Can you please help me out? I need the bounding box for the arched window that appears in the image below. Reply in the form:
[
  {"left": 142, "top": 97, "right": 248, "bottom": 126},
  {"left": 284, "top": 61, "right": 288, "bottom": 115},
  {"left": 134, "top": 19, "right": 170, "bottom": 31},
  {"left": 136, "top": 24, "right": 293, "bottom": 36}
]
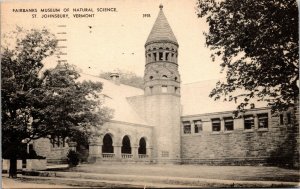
[
  {"left": 149, "top": 76, "right": 153, "bottom": 80},
  {"left": 121, "top": 135, "right": 131, "bottom": 154},
  {"left": 153, "top": 52, "right": 157, "bottom": 61},
  {"left": 171, "top": 53, "right": 174, "bottom": 62},
  {"left": 102, "top": 134, "right": 113, "bottom": 153},
  {"left": 166, "top": 52, "right": 169, "bottom": 61},
  {"left": 175, "top": 87, "right": 178, "bottom": 93},
  {"left": 162, "top": 75, "right": 168, "bottom": 78},
  {"left": 138, "top": 138, "right": 146, "bottom": 154},
  {"left": 159, "top": 52, "right": 163, "bottom": 60}
]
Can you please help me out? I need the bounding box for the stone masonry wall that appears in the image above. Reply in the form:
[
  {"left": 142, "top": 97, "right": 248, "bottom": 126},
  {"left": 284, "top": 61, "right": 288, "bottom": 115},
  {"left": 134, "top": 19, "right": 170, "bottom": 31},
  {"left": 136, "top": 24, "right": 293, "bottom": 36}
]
[
  {"left": 181, "top": 108, "right": 299, "bottom": 166},
  {"left": 33, "top": 138, "right": 69, "bottom": 163},
  {"left": 96, "top": 121, "right": 153, "bottom": 148},
  {"left": 88, "top": 120, "right": 154, "bottom": 163},
  {"left": 144, "top": 94, "right": 181, "bottom": 163}
]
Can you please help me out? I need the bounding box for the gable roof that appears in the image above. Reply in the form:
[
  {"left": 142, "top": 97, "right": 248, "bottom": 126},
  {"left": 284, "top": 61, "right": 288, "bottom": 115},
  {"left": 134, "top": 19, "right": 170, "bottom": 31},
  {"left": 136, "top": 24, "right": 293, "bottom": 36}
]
[
  {"left": 181, "top": 80, "right": 269, "bottom": 116},
  {"left": 78, "top": 73, "right": 269, "bottom": 123},
  {"left": 145, "top": 5, "right": 178, "bottom": 45},
  {"left": 77, "top": 73, "right": 148, "bottom": 125}
]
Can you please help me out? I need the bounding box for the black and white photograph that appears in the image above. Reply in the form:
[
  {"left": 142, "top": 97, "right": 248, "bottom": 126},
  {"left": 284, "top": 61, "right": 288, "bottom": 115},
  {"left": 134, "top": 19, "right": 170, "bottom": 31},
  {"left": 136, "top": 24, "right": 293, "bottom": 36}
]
[{"left": 1, "top": 0, "right": 299, "bottom": 188}]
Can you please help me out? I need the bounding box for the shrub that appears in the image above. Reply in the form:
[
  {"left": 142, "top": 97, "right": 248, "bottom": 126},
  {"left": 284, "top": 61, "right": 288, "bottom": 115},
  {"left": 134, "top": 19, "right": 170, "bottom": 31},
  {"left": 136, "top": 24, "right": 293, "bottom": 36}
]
[
  {"left": 27, "top": 149, "right": 46, "bottom": 159},
  {"left": 67, "top": 150, "right": 80, "bottom": 167}
]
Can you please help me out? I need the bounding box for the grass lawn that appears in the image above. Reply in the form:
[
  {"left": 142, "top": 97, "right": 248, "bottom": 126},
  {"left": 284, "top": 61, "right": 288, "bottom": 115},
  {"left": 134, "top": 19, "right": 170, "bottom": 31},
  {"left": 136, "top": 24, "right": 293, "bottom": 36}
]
[
  {"left": 68, "top": 164, "right": 300, "bottom": 182},
  {"left": 2, "top": 175, "right": 74, "bottom": 188}
]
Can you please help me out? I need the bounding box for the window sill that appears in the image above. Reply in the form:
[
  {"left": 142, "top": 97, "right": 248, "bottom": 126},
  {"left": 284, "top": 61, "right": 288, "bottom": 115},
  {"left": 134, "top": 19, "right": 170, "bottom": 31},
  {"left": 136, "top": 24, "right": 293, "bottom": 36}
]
[
  {"left": 193, "top": 133, "right": 202, "bottom": 136},
  {"left": 182, "top": 133, "right": 202, "bottom": 136},
  {"left": 243, "top": 129, "right": 254, "bottom": 133},
  {"left": 224, "top": 131, "right": 233, "bottom": 134},
  {"left": 211, "top": 132, "right": 220, "bottom": 135},
  {"left": 257, "top": 128, "right": 268, "bottom": 132},
  {"left": 51, "top": 147, "right": 68, "bottom": 151}
]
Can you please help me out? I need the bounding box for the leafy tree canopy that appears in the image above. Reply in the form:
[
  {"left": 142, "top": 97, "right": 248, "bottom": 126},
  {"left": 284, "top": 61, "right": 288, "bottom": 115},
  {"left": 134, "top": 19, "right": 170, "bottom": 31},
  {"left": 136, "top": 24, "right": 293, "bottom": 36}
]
[
  {"left": 197, "top": 0, "right": 299, "bottom": 111},
  {"left": 99, "top": 69, "right": 144, "bottom": 89},
  {"left": 1, "top": 27, "right": 112, "bottom": 158}
]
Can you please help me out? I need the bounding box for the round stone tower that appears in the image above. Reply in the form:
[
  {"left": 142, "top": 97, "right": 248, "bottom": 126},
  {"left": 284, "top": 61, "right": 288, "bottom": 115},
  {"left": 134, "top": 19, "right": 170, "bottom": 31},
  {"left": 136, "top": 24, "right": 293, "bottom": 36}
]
[{"left": 144, "top": 5, "right": 181, "bottom": 163}]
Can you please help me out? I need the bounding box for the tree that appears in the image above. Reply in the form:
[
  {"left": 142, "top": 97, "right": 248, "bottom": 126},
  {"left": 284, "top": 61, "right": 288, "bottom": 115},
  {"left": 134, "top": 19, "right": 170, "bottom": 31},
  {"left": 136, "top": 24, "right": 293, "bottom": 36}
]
[
  {"left": 1, "top": 27, "right": 112, "bottom": 177},
  {"left": 99, "top": 69, "right": 144, "bottom": 89},
  {"left": 196, "top": 0, "right": 298, "bottom": 111}
]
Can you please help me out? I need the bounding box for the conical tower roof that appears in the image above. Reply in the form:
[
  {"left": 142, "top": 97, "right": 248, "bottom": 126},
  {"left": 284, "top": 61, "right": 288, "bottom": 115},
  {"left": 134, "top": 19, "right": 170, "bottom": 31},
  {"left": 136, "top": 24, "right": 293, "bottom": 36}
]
[{"left": 145, "top": 5, "right": 178, "bottom": 46}]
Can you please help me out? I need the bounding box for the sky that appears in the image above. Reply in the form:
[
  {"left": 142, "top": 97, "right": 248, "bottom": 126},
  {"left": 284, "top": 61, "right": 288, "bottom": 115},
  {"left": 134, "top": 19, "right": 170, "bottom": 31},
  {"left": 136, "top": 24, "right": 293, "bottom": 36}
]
[{"left": 1, "top": 0, "right": 225, "bottom": 84}]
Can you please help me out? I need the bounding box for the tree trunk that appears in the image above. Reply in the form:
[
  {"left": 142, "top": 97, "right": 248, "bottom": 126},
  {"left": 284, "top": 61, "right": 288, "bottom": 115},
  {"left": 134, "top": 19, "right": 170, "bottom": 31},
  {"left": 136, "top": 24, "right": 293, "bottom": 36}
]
[
  {"left": 6, "top": 142, "right": 20, "bottom": 178},
  {"left": 9, "top": 158, "right": 17, "bottom": 178}
]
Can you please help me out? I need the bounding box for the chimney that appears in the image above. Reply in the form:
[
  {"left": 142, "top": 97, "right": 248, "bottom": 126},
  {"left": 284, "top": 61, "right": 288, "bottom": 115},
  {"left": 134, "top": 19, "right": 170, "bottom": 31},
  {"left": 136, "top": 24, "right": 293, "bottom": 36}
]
[{"left": 110, "top": 72, "right": 120, "bottom": 85}]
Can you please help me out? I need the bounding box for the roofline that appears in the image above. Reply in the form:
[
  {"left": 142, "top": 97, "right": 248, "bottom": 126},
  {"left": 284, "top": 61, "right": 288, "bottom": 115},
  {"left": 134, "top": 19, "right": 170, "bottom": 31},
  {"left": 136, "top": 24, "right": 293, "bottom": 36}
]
[
  {"left": 145, "top": 61, "right": 178, "bottom": 67},
  {"left": 181, "top": 107, "right": 271, "bottom": 118},
  {"left": 80, "top": 72, "right": 143, "bottom": 91},
  {"left": 108, "top": 120, "right": 153, "bottom": 128},
  {"left": 145, "top": 40, "right": 179, "bottom": 47}
]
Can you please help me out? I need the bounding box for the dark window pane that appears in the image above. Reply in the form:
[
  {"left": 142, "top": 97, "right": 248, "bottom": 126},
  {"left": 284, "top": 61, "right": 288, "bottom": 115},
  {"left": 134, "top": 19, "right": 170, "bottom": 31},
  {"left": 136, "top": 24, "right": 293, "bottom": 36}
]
[
  {"left": 159, "top": 52, "right": 163, "bottom": 60},
  {"left": 194, "top": 120, "right": 202, "bottom": 133},
  {"left": 244, "top": 115, "right": 254, "bottom": 130},
  {"left": 258, "top": 113, "right": 268, "bottom": 129},
  {"left": 224, "top": 117, "right": 234, "bottom": 131},
  {"left": 287, "top": 112, "right": 292, "bottom": 124},
  {"left": 280, "top": 114, "right": 284, "bottom": 125},
  {"left": 183, "top": 121, "right": 191, "bottom": 134},
  {"left": 212, "top": 119, "right": 220, "bottom": 132}
]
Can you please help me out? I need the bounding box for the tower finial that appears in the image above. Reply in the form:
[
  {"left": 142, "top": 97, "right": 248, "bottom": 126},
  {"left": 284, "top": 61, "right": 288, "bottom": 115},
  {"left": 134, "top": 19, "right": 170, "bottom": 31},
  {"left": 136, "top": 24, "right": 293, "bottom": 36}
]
[{"left": 159, "top": 4, "right": 163, "bottom": 10}]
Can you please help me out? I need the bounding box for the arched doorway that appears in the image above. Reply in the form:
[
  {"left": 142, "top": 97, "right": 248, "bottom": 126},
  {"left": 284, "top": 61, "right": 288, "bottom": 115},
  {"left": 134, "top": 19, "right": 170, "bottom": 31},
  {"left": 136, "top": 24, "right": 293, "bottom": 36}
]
[
  {"left": 138, "top": 137, "right": 146, "bottom": 154},
  {"left": 121, "top": 135, "right": 131, "bottom": 154},
  {"left": 102, "top": 134, "right": 113, "bottom": 153}
]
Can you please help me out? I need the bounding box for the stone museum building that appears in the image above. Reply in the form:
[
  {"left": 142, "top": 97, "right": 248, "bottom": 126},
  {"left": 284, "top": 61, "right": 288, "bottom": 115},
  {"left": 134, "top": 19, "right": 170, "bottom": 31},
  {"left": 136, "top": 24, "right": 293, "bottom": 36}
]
[{"left": 33, "top": 5, "right": 299, "bottom": 166}]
